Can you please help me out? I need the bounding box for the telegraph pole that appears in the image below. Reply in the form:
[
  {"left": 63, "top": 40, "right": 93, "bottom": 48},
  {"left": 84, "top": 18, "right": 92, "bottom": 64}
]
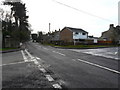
[
  {"left": 49, "top": 23, "right": 51, "bottom": 33},
  {"left": 118, "top": 1, "right": 120, "bottom": 25}
]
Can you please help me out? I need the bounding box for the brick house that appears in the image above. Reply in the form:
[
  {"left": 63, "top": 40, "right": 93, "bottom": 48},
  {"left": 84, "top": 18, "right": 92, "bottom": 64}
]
[
  {"left": 101, "top": 24, "right": 120, "bottom": 44},
  {"left": 60, "top": 27, "right": 88, "bottom": 43}
]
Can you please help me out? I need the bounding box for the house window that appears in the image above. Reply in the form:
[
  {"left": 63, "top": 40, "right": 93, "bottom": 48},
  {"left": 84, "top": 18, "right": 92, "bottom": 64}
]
[
  {"left": 75, "top": 39, "right": 78, "bottom": 41},
  {"left": 75, "top": 32, "right": 78, "bottom": 34},
  {"left": 82, "top": 33, "right": 86, "bottom": 35}
]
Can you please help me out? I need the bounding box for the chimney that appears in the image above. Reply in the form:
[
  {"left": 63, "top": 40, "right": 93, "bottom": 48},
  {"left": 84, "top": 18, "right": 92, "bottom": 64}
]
[
  {"left": 59, "top": 28, "right": 60, "bottom": 31},
  {"left": 109, "top": 24, "right": 114, "bottom": 29}
]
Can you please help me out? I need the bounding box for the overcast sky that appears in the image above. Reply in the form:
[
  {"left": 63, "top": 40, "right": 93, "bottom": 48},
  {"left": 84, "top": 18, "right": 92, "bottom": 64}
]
[{"left": 0, "top": 0, "right": 120, "bottom": 37}]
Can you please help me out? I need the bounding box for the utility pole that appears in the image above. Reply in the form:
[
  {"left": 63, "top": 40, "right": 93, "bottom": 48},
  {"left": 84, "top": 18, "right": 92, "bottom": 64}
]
[
  {"left": 118, "top": 1, "right": 120, "bottom": 25},
  {"left": 49, "top": 23, "right": 51, "bottom": 33}
]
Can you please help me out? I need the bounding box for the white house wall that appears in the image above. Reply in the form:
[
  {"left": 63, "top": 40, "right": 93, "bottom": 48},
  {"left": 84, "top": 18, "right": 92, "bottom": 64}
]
[{"left": 73, "top": 32, "right": 87, "bottom": 39}]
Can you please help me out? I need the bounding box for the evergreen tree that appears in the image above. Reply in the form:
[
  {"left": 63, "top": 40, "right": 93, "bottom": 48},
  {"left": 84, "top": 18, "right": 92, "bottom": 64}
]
[{"left": 3, "top": 1, "right": 31, "bottom": 43}]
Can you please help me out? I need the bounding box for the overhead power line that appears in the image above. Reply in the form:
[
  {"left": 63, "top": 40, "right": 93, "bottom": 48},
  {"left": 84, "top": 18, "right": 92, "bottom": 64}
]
[{"left": 52, "top": 0, "right": 117, "bottom": 23}]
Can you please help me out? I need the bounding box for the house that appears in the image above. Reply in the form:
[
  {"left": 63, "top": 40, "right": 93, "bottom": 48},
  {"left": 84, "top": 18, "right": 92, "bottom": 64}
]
[
  {"left": 51, "top": 30, "right": 60, "bottom": 41},
  {"left": 60, "top": 27, "right": 88, "bottom": 44},
  {"left": 40, "top": 30, "right": 61, "bottom": 45},
  {"left": 101, "top": 24, "right": 120, "bottom": 44},
  {"left": 88, "top": 36, "right": 99, "bottom": 44}
]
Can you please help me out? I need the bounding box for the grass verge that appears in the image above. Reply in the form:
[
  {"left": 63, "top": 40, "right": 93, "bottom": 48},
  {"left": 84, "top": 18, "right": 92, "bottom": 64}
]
[
  {"left": 0, "top": 48, "right": 18, "bottom": 51},
  {"left": 42, "top": 43, "right": 120, "bottom": 49}
]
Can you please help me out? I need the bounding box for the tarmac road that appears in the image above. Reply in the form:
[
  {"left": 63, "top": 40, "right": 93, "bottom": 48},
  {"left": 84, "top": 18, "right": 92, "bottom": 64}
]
[
  {"left": 2, "top": 50, "right": 53, "bottom": 88},
  {"left": 26, "top": 42, "right": 120, "bottom": 88}
]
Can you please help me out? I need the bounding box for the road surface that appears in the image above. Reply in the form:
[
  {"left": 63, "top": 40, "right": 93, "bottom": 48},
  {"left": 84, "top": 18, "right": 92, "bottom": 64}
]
[
  {"left": 2, "top": 50, "right": 53, "bottom": 88},
  {"left": 25, "top": 42, "right": 120, "bottom": 88}
]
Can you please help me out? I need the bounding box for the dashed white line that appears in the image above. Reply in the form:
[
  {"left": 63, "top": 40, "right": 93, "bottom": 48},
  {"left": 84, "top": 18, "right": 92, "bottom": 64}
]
[
  {"left": 38, "top": 64, "right": 42, "bottom": 68},
  {"left": 35, "top": 57, "right": 41, "bottom": 60},
  {"left": 43, "top": 48, "right": 49, "bottom": 50},
  {"left": 53, "top": 84, "right": 62, "bottom": 89},
  {"left": 23, "top": 49, "right": 62, "bottom": 89},
  {"left": 38, "top": 67, "right": 46, "bottom": 73},
  {"left": 34, "top": 60, "right": 39, "bottom": 65},
  {"left": 115, "top": 52, "right": 118, "bottom": 55},
  {"left": 45, "top": 75, "right": 54, "bottom": 82},
  {"left": 52, "top": 51, "right": 66, "bottom": 56},
  {"left": 77, "top": 59, "right": 120, "bottom": 74},
  {"left": 72, "top": 59, "right": 76, "bottom": 61}
]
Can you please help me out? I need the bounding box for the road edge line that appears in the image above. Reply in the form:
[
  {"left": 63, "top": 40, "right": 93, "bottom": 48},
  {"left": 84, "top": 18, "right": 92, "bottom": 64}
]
[{"left": 78, "top": 59, "right": 120, "bottom": 74}]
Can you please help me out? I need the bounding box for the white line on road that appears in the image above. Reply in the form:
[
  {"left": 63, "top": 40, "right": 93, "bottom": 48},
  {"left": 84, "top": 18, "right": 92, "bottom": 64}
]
[
  {"left": 52, "top": 84, "right": 62, "bottom": 89},
  {"left": 115, "top": 52, "right": 118, "bottom": 55},
  {"left": 34, "top": 60, "right": 39, "bottom": 65},
  {"left": 84, "top": 52, "right": 119, "bottom": 60},
  {"left": 38, "top": 65, "right": 42, "bottom": 67},
  {"left": 72, "top": 59, "right": 76, "bottom": 61},
  {"left": 35, "top": 57, "right": 41, "bottom": 60},
  {"left": 70, "top": 49, "right": 119, "bottom": 60},
  {"left": 25, "top": 49, "right": 34, "bottom": 59},
  {"left": 24, "top": 49, "right": 40, "bottom": 65},
  {"left": 38, "top": 67, "right": 46, "bottom": 73},
  {"left": 45, "top": 75, "right": 54, "bottom": 82},
  {"left": 52, "top": 51, "right": 66, "bottom": 56},
  {"left": 77, "top": 59, "right": 120, "bottom": 74},
  {"left": 43, "top": 48, "right": 49, "bottom": 50},
  {"left": 0, "top": 61, "right": 33, "bottom": 66},
  {"left": 22, "top": 49, "right": 63, "bottom": 89},
  {"left": 21, "top": 50, "right": 28, "bottom": 62}
]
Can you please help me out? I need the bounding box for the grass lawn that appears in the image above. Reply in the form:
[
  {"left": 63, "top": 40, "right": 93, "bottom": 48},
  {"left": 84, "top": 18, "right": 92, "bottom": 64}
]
[{"left": 0, "top": 48, "right": 18, "bottom": 51}]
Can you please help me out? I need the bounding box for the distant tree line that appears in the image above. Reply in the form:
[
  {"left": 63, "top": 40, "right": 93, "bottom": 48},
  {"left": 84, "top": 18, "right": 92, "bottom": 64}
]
[{"left": 2, "top": 1, "right": 31, "bottom": 48}]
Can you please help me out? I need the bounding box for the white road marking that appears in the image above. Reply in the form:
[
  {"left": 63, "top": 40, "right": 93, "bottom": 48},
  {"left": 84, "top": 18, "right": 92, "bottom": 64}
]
[
  {"left": 34, "top": 60, "right": 39, "bottom": 65},
  {"left": 23, "top": 49, "right": 63, "bottom": 88},
  {"left": 52, "top": 51, "right": 66, "bottom": 56},
  {"left": 52, "top": 84, "right": 62, "bottom": 89},
  {"left": 70, "top": 49, "right": 119, "bottom": 60},
  {"left": 35, "top": 57, "right": 41, "bottom": 60},
  {"left": 25, "top": 49, "right": 34, "bottom": 60},
  {"left": 24, "top": 49, "right": 40, "bottom": 66},
  {"left": 80, "top": 51, "right": 119, "bottom": 60},
  {"left": 38, "top": 65, "right": 42, "bottom": 67},
  {"left": 115, "top": 52, "right": 118, "bottom": 55},
  {"left": 45, "top": 75, "right": 54, "bottom": 82},
  {"left": 43, "top": 48, "right": 49, "bottom": 50},
  {"left": 72, "top": 59, "right": 76, "bottom": 61},
  {"left": 0, "top": 61, "right": 33, "bottom": 66},
  {"left": 38, "top": 67, "right": 46, "bottom": 73},
  {"left": 77, "top": 59, "right": 120, "bottom": 74},
  {"left": 21, "top": 50, "right": 28, "bottom": 62}
]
